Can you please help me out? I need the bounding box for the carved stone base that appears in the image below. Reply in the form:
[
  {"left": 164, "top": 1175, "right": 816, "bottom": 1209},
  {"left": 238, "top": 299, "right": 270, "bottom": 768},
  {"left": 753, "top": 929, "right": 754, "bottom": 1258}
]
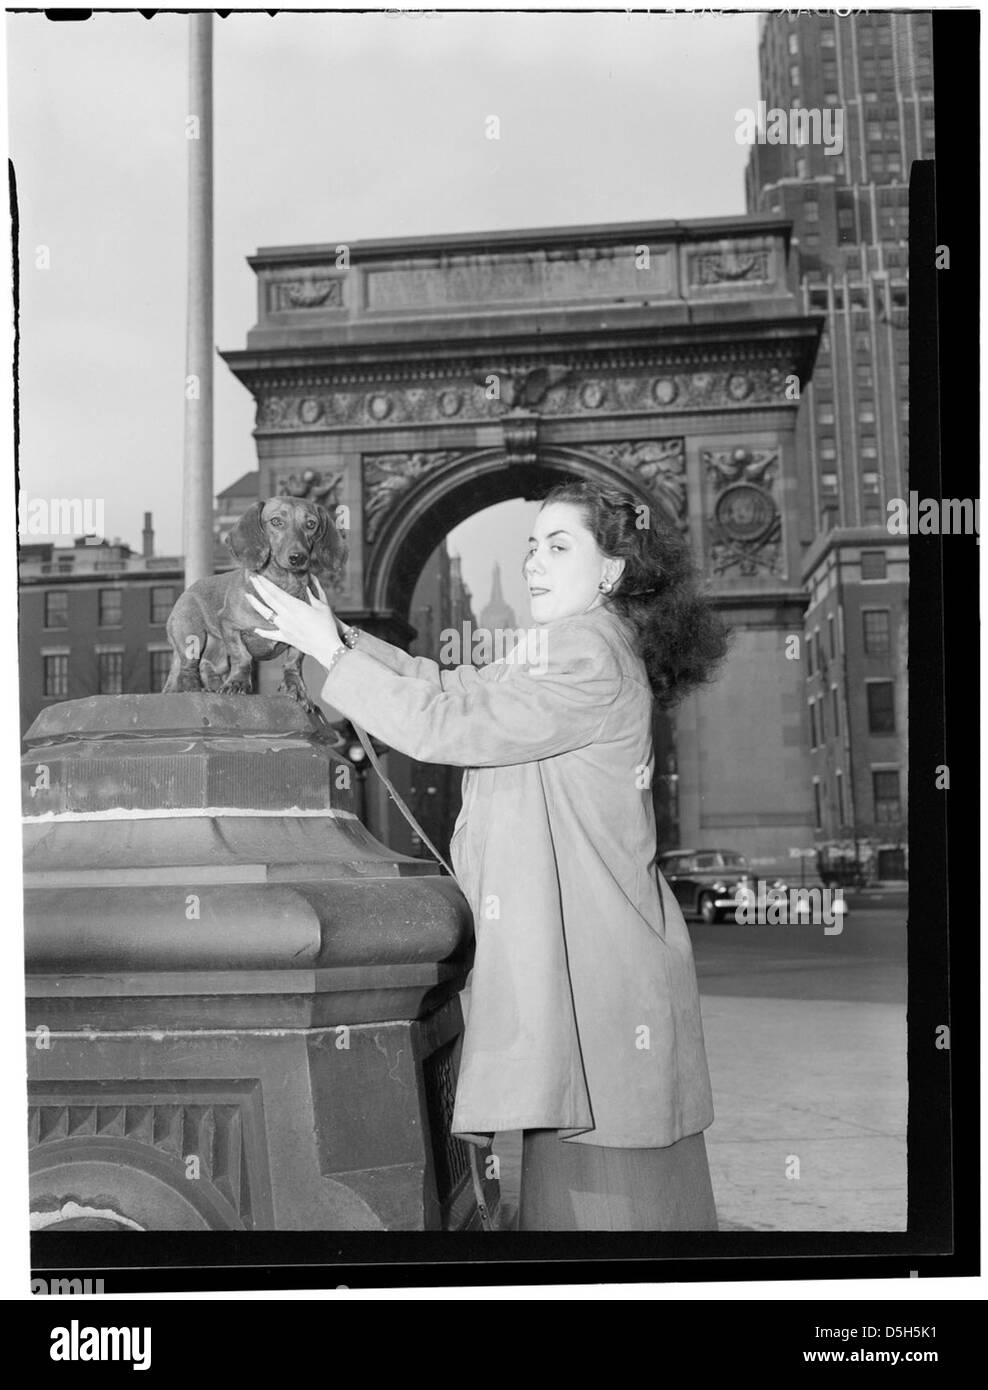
[{"left": 24, "top": 695, "right": 492, "bottom": 1231}]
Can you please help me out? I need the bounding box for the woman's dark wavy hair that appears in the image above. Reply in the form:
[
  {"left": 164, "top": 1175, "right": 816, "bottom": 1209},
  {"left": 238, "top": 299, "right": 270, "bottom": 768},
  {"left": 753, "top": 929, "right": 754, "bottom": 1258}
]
[{"left": 540, "top": 478, "right": 731, "bottom": 708}]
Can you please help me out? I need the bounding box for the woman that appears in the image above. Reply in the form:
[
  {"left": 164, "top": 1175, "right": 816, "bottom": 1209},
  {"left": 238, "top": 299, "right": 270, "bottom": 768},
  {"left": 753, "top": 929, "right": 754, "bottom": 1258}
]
[{"left": 249, "top": 478, "right": 730, "bottom": 1231}]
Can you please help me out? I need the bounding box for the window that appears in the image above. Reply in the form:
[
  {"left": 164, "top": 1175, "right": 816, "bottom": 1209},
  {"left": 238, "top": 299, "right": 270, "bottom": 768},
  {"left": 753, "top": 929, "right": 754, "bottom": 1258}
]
[
  {"left": 857, "top": 364, "right": 874, "bottom": 388},
  {"left": 835, "top": 769, "right": 844, "bottom": 823},
  {"left": 871, "top": 154, "right": 885, "bottom": 176},
  {"left": 818, "top": 691, "right": 827, "bottom": 741},
  {"left": 813, "top": 779, "right": 822, "bottom": 829},
  {"left": 99, "top": 589, "right": 122, "bottom": 627},
  {"left": 150, "top": 586, "right": 174, "bottom": 626},
  {"left": 821, "top": 29, "right": 835, "bottom": 48},
  {"left": 859, "top": 400, "right": 875, "bottom": 423},
  {"left": 804, "top": 201, "right": 820, "bottom": 223},
  {"left": 873, "top": 769, "right": 901, "bottom": 823},
  {"left": 788, "top": 33, "right": 799, "bottom": 55},
  {"left": 855, "top": 330, "right": 871, "bottom": 353},
  {"left": 694, "top": 852, "right": 722, "bottom": 871},
  {"left": 822, "top": 505, "right": 839, "bottom": 532},
  {"left": 43, "top": 654, "right": 69, "bottom": 698},
  {"left": 863, "top": 609, "right": 891, "bottom": 654},
  {"left": 150, "top": 649, "right": 172, "bottom": 691},
  {"left": 887, "top": 154, "right": 902, "bottom": 176},
  {"left": 790, "top": 64, "right": 800, "bottom": 88},
  {"left": 867, "top": 680, "right": 895, "bottom": 733},
  {"left": 864, "top": 91, "right": 878, "bottom": 103},
  {"left": 795, "top": 156, "right": 807, "bottom": 179},
  {"left": 861, "top": 550, "right": 886, "bottom": 581},
  {"left": 821, "top": 471, "right": 839, "bottom": 495},
  {"left": 818, "top": 403, "right": 835, "bottom": 426},
  {"left": 809, "top": 700, "right": 817, "bottom": 747},
  {"left": 45, "top": 591, "right": 68, "bottom": 628},
  {"left": 867, "top": 120, "right": 882, "bottom": 141},
  {"left": 828, "top": 614, "right": 836, "bottom": 658},
  {"left": 832, "top": 686, "right": 840, "bottom": 740},
  {"left": 862, "top": 470, "right": 880, "bottom": 493},
  {"left": 98, "top": 651, "right": 124, "bottom": 695},
  {"left": 803, "top": 232, "right": 820, "bottom": 249},
  {"left": 838, "top": 207, "right": 855, "bottom": 232}
]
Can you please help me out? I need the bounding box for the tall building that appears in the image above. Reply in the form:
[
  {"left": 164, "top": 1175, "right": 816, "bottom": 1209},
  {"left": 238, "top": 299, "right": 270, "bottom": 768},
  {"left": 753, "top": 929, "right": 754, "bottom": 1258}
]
[
  {"left": 744, "top": 10, "right": 928, "bottom": 882},
  {"left": 478, "top": 563, "right": 516, "bottom": 635}
]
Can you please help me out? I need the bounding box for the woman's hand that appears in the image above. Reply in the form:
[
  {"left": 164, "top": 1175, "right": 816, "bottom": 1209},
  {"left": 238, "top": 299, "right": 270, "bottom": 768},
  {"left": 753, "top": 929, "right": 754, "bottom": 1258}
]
[{"left": 247, "top": 572, "right": 343, "bottom": 667}]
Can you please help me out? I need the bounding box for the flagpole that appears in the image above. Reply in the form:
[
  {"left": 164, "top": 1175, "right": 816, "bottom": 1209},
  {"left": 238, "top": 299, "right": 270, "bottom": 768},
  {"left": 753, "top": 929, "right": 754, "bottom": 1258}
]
[{"left": 182, "top": 11, "right": 214, "bottom": 587}]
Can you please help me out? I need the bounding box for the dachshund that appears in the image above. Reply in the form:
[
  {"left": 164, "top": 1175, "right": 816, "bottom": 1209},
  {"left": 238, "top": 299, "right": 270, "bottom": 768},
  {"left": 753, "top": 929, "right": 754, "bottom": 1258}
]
[{"left": 163, "top": 497, "right": 348, "bottom": 711}]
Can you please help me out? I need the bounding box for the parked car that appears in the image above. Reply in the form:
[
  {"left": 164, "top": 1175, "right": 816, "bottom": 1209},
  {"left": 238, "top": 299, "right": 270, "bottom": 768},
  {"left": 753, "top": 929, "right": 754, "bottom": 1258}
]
[
  {"left": 657, "top": 848, "right": 759, "bottom": 924},
  {"left": 657, "top": 848, "right": 849, "bottom": 925}
]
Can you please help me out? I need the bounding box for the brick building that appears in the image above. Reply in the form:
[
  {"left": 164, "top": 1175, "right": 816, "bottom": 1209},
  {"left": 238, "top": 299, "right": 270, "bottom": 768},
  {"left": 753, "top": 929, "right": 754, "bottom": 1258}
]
[{"left": 18, "top": 519, "right": 182, "bottom": 736}]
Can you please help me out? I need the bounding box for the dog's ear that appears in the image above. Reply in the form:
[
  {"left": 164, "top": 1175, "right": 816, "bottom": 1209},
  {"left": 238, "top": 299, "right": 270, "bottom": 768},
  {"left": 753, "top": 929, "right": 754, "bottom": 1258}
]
[
  {"left": 227, "top": 501, "right": 270, "bottom": 570},
  {"left": 310, "top": 504, "right": 348, "bottom": 590}
]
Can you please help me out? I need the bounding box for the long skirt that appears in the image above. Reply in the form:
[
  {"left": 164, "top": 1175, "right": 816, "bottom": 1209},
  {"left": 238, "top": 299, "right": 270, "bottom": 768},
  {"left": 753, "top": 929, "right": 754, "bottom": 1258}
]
[{"left": 517, "top": 1128, "right": 718, "bottom": 1231}]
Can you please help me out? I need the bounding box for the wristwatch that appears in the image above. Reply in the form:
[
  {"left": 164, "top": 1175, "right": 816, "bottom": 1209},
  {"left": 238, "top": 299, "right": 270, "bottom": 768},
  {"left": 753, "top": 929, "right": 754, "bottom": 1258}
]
[{"left": 340, "top": 622, "right": 361, "bottom": 650}]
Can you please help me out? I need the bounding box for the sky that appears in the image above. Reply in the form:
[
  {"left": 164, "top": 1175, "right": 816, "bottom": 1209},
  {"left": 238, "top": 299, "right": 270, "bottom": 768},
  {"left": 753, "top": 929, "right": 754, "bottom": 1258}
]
[{"left": 6, "top": 8, "right": 760, "bottom": 624}]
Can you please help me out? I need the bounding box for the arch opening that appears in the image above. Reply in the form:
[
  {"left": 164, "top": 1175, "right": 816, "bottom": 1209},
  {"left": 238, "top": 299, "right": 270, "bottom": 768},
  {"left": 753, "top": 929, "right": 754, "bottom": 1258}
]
[{"left": 366, "top": 447, "right": 661, "bottom": 621}]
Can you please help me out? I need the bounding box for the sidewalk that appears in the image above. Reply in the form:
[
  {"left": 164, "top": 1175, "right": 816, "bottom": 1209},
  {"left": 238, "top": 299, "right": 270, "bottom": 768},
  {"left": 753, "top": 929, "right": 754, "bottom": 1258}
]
[
  {"left": 487, "top": 993, "right": 906, "bottom": 1232},
  {"left": 698, "top": 993, "right": 906, "bottom": 1230}
]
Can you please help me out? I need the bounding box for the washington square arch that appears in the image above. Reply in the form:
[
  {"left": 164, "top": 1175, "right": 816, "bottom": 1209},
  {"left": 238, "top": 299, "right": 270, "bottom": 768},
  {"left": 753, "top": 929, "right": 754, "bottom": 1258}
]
[{"left": 221, "top": 213, "right": 822, "bottom": 873}]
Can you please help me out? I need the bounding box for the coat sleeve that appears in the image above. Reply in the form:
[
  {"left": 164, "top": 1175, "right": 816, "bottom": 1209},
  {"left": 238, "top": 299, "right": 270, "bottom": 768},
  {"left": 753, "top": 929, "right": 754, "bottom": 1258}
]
[
  {"left": 319, "top": 622, "right": 623, "bottom": 767},
  {"left": 345, "top": 629, "right": 489, "bottom": 693}
]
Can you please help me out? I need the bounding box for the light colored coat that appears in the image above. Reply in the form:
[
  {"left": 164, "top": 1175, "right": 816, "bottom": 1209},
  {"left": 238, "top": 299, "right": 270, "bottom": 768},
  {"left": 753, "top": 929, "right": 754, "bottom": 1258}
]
[{"left": 321, "top": 604, "right": 715, "bottom": 1149}]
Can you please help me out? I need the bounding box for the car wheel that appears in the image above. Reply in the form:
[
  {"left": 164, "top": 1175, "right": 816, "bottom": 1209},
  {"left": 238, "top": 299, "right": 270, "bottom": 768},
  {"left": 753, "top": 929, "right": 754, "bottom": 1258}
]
[{"left": 699, "top": 892, "right": 719, "bottom": 925}]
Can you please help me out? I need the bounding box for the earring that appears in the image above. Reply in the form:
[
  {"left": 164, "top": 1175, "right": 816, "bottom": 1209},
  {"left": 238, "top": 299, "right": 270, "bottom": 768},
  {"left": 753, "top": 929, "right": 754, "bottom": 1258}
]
[{"left": 598, "top": 580, "right": 612, "bottom": 593}]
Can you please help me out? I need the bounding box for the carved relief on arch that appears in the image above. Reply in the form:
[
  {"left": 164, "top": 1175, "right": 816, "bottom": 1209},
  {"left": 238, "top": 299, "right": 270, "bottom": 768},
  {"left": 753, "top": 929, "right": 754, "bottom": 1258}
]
[
  {"left": 579, "top": 439, "right": 688, "bottom": 533},
  {"left": 702, "top": 445, "right": 783, "bottom": 578},
  {"left": 252, "top": 361, "right": 794, "bottom": 434},
  {"left": 363, "top": 451, "right": 458, "bottom": 546}
]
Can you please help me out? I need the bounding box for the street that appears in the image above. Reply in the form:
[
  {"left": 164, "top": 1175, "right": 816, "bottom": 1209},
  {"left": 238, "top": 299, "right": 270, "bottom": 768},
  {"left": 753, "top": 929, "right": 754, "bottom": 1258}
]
[{"left": 491, "top": 905, "right": 907, "bottom": 1232}]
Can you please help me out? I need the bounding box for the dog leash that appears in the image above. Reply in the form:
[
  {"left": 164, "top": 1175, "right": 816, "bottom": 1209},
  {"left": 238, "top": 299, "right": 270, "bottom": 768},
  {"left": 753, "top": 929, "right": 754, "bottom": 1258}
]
[
  {"left": 339, "top": 716, "right": 495, "bottom": 1232},
  {"left": 349, "top": 720, "right": 456, "bottom": 879}
]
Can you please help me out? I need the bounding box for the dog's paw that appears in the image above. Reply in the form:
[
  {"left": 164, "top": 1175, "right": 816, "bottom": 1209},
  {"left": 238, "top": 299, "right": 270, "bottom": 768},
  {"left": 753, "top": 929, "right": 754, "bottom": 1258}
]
[
  {"left": 218, "top": 678, "right": 253, "bottom": 696},
  {"left": 169, "top": 671, "right": 205, "bottom": 694}
]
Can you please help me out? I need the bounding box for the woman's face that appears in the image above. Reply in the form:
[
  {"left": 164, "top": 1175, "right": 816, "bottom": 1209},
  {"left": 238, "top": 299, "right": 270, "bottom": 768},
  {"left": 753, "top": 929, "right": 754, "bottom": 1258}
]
[{"left": 523, "top": 501, "right": 624, "bottom": 625}]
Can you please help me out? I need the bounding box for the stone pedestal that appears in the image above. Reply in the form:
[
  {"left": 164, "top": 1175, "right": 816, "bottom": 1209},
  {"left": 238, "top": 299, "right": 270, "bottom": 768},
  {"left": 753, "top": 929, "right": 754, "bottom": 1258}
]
[{"left": 23, "top": 694, "right": 492, "bottom": 1231}]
